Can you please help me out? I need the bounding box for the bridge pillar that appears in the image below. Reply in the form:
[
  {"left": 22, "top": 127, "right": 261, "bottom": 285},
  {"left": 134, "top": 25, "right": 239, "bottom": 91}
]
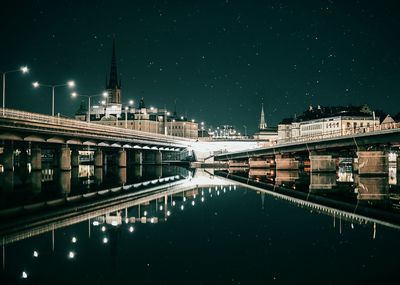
[
  {"left": 30, "top": 171, "right": 42, "bottom": 194},
  {"left": 71, "top": 149, "right": 79, "bottom": 167},
  {"left": 155, "top": 151, "right": 162, "bottom": 165},
  {"left": 134, "top": 150, "right": 143, "bottom": 165},
  {"left": 59, "top": 145, "right": 71, "bottom": 171},
  {"left": 19, "top": 148, "right": 28, "bottom": 167},
  {"left": 59, "top": 171, "right": 71, "bottom": 196},
  {"left": 357, "top": 151, "right": 388, "bottom": 175},
  {"left": 2, "top": 146, "right": 14, "bottom": 171},
  {"left": 275, "top": 154, "right": 299, "bottom": 170},
  {"left": 118, "top": 168, "right": 127, "bottom": 185},
  {"left": 310, "top": 155, "right": 336, "bottom": 172},
  {"left": 94, "top": 150, "right": 103, "bottom": 167},
  {"left": 94, "top": 167, "right": 103, "bottom": 185},
  {"left": 31, "top": 147, "right": 42, "bottom": 171},
  {"left": 117, "top": 149, "right": 127, "bottom": 168}
]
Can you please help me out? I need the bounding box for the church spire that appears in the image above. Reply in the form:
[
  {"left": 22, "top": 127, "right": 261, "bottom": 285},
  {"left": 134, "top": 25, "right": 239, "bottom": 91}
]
[
  {"left": 259, "top": 102, "right": 267, "bottom": 130},
  {"left": 108, "top": 38, "right": 119, "bottom": 89}
]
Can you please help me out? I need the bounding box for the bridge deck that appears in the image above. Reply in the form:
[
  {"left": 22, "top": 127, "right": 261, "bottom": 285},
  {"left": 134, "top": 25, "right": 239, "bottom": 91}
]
[
  {"left": 215, "top": 127, "right": 400, "bottom": 160},
  {"left": 0, "top": 108, "right": 191, "bottom": 149}
]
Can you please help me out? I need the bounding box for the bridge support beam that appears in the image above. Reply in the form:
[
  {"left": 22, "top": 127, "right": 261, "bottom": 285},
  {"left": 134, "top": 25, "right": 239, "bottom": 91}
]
[
  {"left": 31, "top": 147, "right": 42, "bottom": 171},
  {"left": 71, "top": 149, "right": 79, "bottom": 167},
  {"left": 94, "top": 150, "right": 103, "bottom": 167},
  {"left": 117, "top": 149, "right": 127, "bottom": 168},
  {"left": 357, "top": 151, "right": 388, "bottom": 175},
  {"left": 2, "top": 146, "right": 14, "bottom": 171},
  {"left": 155, "top": 151, "right": 162, "bottom": 165},
  {"left": 275, "top": 155, "right": 299, "bottom": 170},
  {"left": 134, "top": 150, "right": 143, "bottom": 165},
  {"left": 59, "top": 145, "right": 71, "bottom": 171},
  {"left": 310, "top": 155, "right": 336, "bottom": 172}
]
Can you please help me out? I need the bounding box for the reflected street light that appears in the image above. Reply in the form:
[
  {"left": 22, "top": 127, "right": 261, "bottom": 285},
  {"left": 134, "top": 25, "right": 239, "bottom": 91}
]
[
  {"left": 33, "top": 80, "right": 75, "bottom": 116},
  {"left": 2, "top": 66, "right": 29, "bottom": 115},
  {"left": 71, "top": 91, "right": 108, "bottom": 123}
]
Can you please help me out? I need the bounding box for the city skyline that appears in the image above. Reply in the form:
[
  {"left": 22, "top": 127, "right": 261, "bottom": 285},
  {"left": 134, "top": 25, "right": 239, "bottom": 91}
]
[{"left": 1, "top": 0, "right": 400, "bottom": 134}]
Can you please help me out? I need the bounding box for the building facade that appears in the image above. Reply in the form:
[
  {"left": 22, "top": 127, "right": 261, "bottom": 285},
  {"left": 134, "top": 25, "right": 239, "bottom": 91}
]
[{"left": 277, "top": 105, "right": 380, "bottom": 144}]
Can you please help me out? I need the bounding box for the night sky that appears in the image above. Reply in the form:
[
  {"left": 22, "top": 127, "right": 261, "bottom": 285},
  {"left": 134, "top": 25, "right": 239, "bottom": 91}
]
[{"left": 1, "top": 0, "right": 400, "bottom": 134}]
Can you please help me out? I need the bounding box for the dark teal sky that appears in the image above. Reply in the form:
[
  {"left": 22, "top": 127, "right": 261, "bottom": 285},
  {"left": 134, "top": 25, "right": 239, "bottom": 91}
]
[{"left": 1, "top": 0, "right": 400, "bottom": 133}]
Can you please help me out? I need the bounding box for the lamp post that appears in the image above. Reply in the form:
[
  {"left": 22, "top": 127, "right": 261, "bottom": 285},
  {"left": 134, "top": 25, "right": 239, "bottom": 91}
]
[
  {"left": 2, "top": 66, "right": 29, "bottom": 115},
  {"left": 71, "top": 91, "right": 108, "bottom": 123},
  {"left": 201, "top": 122, "right": 204, "bottom": 137},
  {"left": 243, "top": 125, "right": 247, "bottom": 138},
  {"left": 124, "top": 99, "right": 134, "bottom": 129},
  {"left": 33, "top": 80, "right": 75, "bottom": 116}
]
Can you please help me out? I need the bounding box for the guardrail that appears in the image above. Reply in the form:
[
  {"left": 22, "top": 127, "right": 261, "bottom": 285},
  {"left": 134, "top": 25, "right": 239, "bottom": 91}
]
[
  {"left": 276, "top": 123, "right": 400, "bottom": 145},
  {"left": 0, "top": 108, "right": 193, "bottom": 145}
]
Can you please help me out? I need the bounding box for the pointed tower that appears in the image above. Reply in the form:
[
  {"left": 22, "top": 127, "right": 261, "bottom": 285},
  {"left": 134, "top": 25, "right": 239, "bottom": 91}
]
[
  {"left": 259, "top": 103, "right": 267, "bottom": 130},
  {"left": 106, "top": 39, "right": 122, "bottom": 104}
]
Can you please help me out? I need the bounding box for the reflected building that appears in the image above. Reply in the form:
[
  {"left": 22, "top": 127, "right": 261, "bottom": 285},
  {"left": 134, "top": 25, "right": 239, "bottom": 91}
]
[
  {"left": 309, "top": 173, "right": 337, "bottom": 190},
  {"left": 355, "top": 176, "right": 389, "bottom": 202}
]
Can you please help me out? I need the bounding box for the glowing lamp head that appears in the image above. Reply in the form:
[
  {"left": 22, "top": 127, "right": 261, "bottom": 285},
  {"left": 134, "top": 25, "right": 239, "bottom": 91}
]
[
  {"left": 71, "top": 92, "right": 78, "bottom": 97},
  {"left": 67, "top": 81, "right": 75, "bottom": 88},
  {"left": 101, "top": 100, "right": 106, "bottom": 105},
  {"left": 32, "top": 82, "right": 39, "bottom": 88},
  {"left": 102, "top": 92, "right": 108, "bottom": 98},
  {"left": 125, "top": 106, "right": 129, "bottom": 110},
  {"left": 20, "top": 66, "right": 29, "bottom": 73},
  {"left": 129, "top": 100, "right": 134, "bottom": 105},
  {"left": 191, "top": 119, "right": 195, "bottom": 122}
]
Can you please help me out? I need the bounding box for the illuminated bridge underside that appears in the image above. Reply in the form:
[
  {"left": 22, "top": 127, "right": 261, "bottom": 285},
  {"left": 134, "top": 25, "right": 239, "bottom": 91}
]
[
  {"left": 0, "top": 109, "right": 190, "bottom": 150},
  {"left": 215, "top": 128, "right": 400, "bottom": 161}
]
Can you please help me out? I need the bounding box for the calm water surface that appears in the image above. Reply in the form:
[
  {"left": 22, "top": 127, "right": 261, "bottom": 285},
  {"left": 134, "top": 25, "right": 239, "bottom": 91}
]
[{"left": 0, "top": 165, "right": 399, "bottom": 284}]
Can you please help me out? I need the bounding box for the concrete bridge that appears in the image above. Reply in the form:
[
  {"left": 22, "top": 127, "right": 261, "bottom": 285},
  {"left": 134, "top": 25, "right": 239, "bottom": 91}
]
[
  {"left": 215, "top": 127, "right": 400, "bottom": 175},
  {"left": 0, "top": 108, "right": 191, "bottom": 171}
]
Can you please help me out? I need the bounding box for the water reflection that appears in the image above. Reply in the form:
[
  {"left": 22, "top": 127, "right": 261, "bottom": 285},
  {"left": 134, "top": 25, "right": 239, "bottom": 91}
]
[
  {"left": 0, "top": 165, "right": 188, "bottom": 211},
  {"left": 0, "top": 167, "right": 399, "bottom": 284}
]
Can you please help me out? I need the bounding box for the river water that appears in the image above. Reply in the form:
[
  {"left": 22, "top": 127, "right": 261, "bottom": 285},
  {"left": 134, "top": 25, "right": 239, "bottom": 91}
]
[{"left": 0, "top": 165, "right": 399, "bottom": 284}]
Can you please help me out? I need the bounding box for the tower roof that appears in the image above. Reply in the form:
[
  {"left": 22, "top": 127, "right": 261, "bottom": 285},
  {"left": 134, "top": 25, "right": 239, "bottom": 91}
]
[
  {"left": 107, "top": 39, "right": 120, "bottom": 89},
  {"left": 259, "top": 102, "right": 267, "bottom": 130}
]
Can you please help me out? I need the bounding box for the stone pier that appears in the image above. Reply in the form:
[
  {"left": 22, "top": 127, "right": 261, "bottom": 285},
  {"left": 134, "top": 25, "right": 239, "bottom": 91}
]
[
  {"left": 117, "top": 149, "right": 127, "bottom": 168},
  {"left": 94, "top": 150, "right": 103, "bottom": 167},
  {"left": 275, "top": 155, "right": 299, "bottom": 170},
  {"left": 59, "top": 146, "right": 71, "bottom": 171},
  {"left": 134, "top": 150, "right": 143, "bottom": 165},
  {"left": 155, "top": 151, "right": 162, "bottom": 165},
  {"left": 31, "top": 147, "right": 42, "bottom": 171},
  {"left": 357, "top": 151, "right": 388, "bottom": 175},
  {"left": 309, "top": 155, "right": 336, "bottom": 172}
]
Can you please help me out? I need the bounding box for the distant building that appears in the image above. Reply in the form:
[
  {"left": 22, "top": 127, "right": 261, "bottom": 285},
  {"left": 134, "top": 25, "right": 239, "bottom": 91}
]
[
  {"left": 74, "top": 40, "right": 198, "bottom": 139},
  {"left": 277, "top": 104, "right": 380, "bottom": 143},
  {"left": 253, "top": 103, "right": 278, "bottom": 143}
]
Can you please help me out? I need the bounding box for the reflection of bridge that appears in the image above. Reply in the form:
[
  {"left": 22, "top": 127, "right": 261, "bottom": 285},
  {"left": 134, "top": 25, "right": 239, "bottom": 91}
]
[
  {"left": 0, "top": 109, "right": 191, "bottom": 170},
  {"left": 0, "top": 169, "right": 234, "bottom": 245},
  {"left": 216, "top": 171, "right": 400, "bottom": 232},
  {"left": 215, "top": 127, "right": 400, "bottom": 175}
]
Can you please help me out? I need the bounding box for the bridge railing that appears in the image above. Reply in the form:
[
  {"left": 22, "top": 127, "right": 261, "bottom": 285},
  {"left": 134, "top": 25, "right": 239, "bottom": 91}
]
[
  {"left": 276, "top": 123, "right": 400, "bottom": 145},
  {"left": 0, "top": 108, "right": 193, "bottom": 145}
]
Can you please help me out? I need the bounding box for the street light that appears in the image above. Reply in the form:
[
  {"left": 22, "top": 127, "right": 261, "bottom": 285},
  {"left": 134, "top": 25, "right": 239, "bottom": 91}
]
[
  {"left": 125, "top": 106, "right": 129, "bottom": 128},
  {"left": 2, "top": 66, "right": 29, "bottom": 115},
  {"left": 243, "top": 125, "right": 247, "bottom": 138},
  {"left": 33, "top": 80, "right": 75, "bottom": 116},
  {"left": 124, "top": 99, "right": 134, "bottom": 129},
  {"left": 71, "top": 91, "right": 108, "bottom": 123},
  {"left": 201, "top": 122, "right": 205, "bottom": 137}
]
